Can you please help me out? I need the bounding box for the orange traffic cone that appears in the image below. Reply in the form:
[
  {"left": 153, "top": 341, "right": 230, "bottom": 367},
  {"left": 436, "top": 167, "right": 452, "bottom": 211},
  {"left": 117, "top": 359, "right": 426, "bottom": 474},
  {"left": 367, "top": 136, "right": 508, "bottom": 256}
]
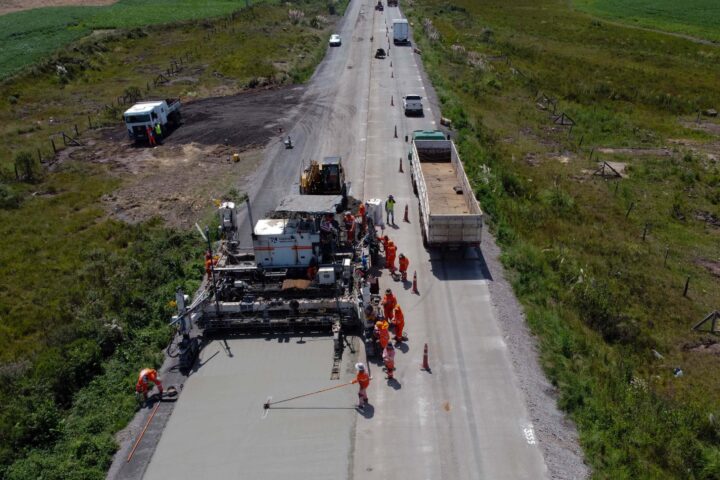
[
  {"left": 420, "top": 343, "right": 430, "bottom": 371},
  {"left": 403, "top": 204, "right": 409, "bottom": 222},
  {"left": 412, "top": 271, "right": 419, "bottom": 294},
  {"left": 399, "top": 157, "right": 403, "bottom": 173}
]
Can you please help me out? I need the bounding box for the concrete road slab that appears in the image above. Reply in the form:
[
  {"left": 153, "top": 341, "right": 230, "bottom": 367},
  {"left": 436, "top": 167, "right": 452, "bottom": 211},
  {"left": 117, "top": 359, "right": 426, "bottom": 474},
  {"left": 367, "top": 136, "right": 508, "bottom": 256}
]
[{"left": 143, "top": 337, "right": 360, "bottom": 480}]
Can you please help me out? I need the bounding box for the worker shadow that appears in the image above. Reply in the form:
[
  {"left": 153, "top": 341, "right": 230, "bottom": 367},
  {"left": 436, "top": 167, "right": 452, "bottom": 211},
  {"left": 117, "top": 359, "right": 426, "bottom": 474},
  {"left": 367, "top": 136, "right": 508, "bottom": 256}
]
[
  {"left": 387, "top": 378, "right": 402, "bottom": 390},
  {"left": 357, "top": 404, "right": 375, "bottom": 418},
  {"left": 395, "top": 342, "right": 409, "bottom": 354},
  {"left": 428, "top": 247, "right": 493, "bottom": 282},
  {"left": 188, "top": 350, "right": 220, "bottom": 376}
]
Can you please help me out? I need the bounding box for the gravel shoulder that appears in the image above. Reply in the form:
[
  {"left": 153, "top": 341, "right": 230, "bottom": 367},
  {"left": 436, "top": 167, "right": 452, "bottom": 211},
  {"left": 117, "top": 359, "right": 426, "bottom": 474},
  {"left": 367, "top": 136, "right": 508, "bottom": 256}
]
[{"left": 482, "top": 228, "right": 590, "bottom": 479}]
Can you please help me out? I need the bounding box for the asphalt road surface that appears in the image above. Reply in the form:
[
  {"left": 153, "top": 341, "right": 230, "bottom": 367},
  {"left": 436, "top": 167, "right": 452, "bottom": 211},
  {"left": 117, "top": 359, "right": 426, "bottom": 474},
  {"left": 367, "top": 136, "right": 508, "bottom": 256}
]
[{"left": 139, "top": 1, "right": 551, "bottom": 478}]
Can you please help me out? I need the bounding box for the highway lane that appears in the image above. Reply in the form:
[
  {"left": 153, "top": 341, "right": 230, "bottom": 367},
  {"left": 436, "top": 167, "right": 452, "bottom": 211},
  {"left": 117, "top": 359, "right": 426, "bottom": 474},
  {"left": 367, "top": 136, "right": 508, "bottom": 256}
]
[{"left": 350, "top": 6, "right": 549, "bottom": 479}]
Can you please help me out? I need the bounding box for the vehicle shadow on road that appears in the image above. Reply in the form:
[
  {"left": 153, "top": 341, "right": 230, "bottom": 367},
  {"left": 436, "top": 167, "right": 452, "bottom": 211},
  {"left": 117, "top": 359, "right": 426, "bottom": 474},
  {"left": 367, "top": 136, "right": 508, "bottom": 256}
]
[{"left": 427, "top": 247, "right": 493, "bottom": 282}]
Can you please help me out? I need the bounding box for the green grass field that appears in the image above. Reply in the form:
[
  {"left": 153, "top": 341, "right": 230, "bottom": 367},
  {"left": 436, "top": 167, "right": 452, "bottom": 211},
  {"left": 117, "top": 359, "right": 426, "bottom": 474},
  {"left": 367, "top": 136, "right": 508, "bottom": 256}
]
[
  {"left": 574, "top": 0, "right": 720, "bottom": 42},
  {"left": 408, "top": 0, "right": 720, "bottom": 476},
  {"left": 0, "top": 0, "right": 264, "bottom": 79}
]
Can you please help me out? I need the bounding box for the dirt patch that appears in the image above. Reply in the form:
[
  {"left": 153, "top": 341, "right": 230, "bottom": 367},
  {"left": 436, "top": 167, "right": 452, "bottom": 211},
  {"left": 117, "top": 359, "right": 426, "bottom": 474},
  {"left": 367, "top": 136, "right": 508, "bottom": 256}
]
[
  {"left": 597, "top": 147, "right": 672, "bottom": 157},
  {"left": 0, "top": 0, "right": 117, "bottom": 15},
  {"left": 102, "top": 146, "right": 263, "bottom": 228},
  {"left": 696, "top": 258, "right": 720, "bottom": 278},
  {"left": 57, "top": 85, "right": 306, "bottom": 228},
  {"left": 680, "top": 120, "right": 720, "bottom": 136}
]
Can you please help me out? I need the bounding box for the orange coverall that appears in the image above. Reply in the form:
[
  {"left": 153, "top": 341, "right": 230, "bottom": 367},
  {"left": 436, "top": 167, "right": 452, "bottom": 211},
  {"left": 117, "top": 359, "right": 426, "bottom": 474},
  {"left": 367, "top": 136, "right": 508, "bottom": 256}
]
[
  {"left": 136, "top": 368, "right": 163, "bottom": 400},
  {"left": 398, "top": 255, "right": 409, "bottom": 280},
  {"left": 393, "top": 304, "right": 405, "bottom": 342},
  {"left": 352, "top": 371, "right": 371, "bottom": 406},
  {"left": 382, "top": 293, "right": 397, "bottom": 320},
  {"left": 385, "top": 242, "right": 397, "bottom": 270}
]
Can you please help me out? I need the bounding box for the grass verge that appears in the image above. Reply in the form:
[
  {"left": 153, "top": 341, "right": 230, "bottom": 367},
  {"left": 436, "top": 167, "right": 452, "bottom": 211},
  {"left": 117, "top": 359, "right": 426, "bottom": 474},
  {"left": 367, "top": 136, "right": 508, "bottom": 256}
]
[
  {"left": 406, "top": 0, "right": 720, "bottom": 477},
  {"left": 573, "top": 0, "right": 720, "bottom": 43}
]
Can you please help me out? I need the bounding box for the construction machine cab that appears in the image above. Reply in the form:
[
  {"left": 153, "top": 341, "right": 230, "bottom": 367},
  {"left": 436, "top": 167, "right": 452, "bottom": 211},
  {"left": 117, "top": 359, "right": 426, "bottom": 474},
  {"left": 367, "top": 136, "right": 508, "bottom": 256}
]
[{"left": 300, "top": 156, "right": 347, "bottom": 210}]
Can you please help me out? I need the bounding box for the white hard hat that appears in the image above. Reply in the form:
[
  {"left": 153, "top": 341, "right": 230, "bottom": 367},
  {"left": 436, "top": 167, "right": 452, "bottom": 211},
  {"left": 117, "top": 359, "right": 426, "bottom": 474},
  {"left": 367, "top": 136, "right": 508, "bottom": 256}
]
[{"left": 355, "top": 362, "right": 365, "bottom": 371}]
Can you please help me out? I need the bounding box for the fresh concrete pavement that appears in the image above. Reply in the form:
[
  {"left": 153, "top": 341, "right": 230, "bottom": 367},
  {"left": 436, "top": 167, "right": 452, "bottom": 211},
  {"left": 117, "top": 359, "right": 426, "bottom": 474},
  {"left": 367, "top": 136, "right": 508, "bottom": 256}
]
[{"left": 135, "top": 1, "right": 554, "bottom": 478}]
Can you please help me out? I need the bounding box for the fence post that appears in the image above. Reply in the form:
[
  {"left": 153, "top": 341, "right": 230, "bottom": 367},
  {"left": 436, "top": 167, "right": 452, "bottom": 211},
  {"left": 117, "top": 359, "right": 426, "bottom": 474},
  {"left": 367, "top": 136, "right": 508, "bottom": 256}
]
[
  {"left": 51, "top": 138, "right": 57, "bottom": 153},
  {"left": 37, "top": 149, "right": 42, "bottom": 163},
  {"left": 683, "top": 276, "right": 690, "bottom": 297},
  {"left": 625, "top": 202, "right": 634, "bottom": 219},
  {"left": 664, "top": 247, "right": 669, "bottom": 267},
  {"left": 74, "top": 124, "right": 79, "bottom": 137}
]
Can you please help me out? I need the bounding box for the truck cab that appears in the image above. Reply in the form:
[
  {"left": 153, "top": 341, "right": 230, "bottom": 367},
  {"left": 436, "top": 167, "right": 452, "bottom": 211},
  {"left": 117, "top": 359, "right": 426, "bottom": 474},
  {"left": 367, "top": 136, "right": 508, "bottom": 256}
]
[{"left": 123, "top": 99, "right": 181, "bottom": 144}]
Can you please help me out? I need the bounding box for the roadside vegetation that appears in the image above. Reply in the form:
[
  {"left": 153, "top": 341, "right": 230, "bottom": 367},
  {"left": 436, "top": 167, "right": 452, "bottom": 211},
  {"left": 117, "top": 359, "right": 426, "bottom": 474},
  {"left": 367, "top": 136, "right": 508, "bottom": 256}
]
[
  {"left": 0, "top": 0, "right": 271, "bottom": 79},
  {"left": 0, "top": 0, "right": 346, "bottom": 477},
  {"left": 406, "top": 0, "right": 720, "bottom": 477},
  {"left": 573, "top": 0, "right": 720, "bottom": 43}
]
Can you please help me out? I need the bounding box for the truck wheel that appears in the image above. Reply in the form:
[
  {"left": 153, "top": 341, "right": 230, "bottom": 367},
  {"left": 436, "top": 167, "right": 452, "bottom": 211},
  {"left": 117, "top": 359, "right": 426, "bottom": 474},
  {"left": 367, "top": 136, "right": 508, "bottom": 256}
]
[{"left": 412, "top": 174, "right": 418, "bottom": 195}]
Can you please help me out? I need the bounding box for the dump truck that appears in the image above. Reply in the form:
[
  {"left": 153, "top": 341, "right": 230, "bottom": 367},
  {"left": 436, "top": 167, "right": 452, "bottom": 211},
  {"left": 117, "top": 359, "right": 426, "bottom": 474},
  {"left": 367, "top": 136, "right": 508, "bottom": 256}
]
[
  {"left": 123, "top": 99, "right": 181, "bottom": 143},
  {"left": 299, "top": 156, "right": 349, "bottom": 210},
  {"left": 409, "top": 130, "right": 483, "bottom": 248}
]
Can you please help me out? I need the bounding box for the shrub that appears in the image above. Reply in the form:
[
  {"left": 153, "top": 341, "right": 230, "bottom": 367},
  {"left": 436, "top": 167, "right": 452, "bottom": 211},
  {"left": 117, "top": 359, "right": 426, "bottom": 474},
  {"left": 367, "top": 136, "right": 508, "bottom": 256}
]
[{"left": 14, "top": 151, "right": 41, "bottom": 183}]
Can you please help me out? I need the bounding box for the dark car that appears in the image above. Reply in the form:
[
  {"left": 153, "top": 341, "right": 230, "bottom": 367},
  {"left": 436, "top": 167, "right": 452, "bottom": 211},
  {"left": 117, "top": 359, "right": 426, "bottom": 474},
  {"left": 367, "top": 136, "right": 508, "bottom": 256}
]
[
  {"left": 375, "top": 1, "right": 384, "bottom": 11},
  {"left": 375, "top": 48, "right": 386, "bottom": 59}
]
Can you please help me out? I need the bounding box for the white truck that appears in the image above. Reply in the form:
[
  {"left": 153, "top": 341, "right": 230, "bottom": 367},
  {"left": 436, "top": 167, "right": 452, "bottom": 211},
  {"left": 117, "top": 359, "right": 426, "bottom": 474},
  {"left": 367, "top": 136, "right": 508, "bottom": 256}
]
[
  {"left": 392, "top": 19, "right": 409, "bottom": 45},
  {"left": 409, "top": 130, "right": 483, "bottom": 248},
  {"left": 402, "top": 94, "right": 423, "bottom": 116},
  {"left": 123, "top": 99, "right": 181, "bottom": 143}
]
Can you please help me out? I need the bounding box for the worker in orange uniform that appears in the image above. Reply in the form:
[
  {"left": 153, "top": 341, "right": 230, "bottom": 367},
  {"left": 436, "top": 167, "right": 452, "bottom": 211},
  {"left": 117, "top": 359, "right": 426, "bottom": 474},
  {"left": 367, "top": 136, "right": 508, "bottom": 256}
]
[
  {"left": 375, "top": 319, "right": 390, "bottom": 350},
  {"left": 392, "top": 304, "right": 405, "bottom": 344},
  {"left": 146, "top": 125, "right": 156, "bottom": 146},
  {"left": 344, "top": 211, "right": 356, "bottom": 243},
  {"left": 383, "top": 343, "right": 396, "bottom": 380},
  {"left": 136, "top": 368, "right": 163, "bottom": 401},
  {"left": 382, "top": 288, "right": 397, "bottom": 321},
  {"left": 385, "top": 240, "right": 397, "bottom": 271},
  {"left": 358, "top": 202, "right": 366, "bottom": 229},
  {"left": 379, "top": 235, "right": 390, "bottom": 252},
  {"left": 352, "top": 363, "right": 371, "bottom": 409},
  {"left": 398, "top": 253, "right": 409, "bottom": 282},
  {"left": 204, "top": 251, "right": 213, "bottom": 275}
]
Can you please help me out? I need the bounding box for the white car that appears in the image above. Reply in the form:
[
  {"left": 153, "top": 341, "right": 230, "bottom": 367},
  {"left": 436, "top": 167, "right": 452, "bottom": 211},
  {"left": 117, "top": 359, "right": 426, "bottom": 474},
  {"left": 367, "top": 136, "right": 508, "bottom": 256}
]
[{"left": 329, "top": 34, "right": 342, "bottom": 47}]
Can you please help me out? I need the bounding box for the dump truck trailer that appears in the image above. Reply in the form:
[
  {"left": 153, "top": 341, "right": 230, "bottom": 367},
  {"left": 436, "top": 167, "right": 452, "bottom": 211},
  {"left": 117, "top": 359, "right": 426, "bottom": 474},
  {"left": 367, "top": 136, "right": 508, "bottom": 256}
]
[{"left": 409, "top": 130, "right": 483, "bottom": 248}]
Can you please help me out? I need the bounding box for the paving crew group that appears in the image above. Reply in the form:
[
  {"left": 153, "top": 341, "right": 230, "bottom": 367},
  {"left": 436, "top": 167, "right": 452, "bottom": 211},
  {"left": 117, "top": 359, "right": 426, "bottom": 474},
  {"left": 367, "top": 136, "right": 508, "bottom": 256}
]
[{"left": 351, "top": 194, "right": 412, "bottom": 410}]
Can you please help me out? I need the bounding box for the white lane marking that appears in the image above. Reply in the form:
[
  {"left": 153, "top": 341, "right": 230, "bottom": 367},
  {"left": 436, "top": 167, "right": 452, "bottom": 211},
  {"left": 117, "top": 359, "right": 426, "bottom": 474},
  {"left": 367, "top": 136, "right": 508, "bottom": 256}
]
[
  {"left": 360, "top": 137, "right": 367, "bottom": 142},
  {"left": 431, "top": 121, "right": 436, "bottom": 125},
  {"left": 523, "top": 425, "right": 537, "bottom": 445}
]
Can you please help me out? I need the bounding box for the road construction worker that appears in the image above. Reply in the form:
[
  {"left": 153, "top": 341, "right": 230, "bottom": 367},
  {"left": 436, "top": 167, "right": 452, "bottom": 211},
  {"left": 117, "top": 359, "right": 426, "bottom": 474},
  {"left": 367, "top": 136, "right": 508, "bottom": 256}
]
[
  {"left": 358, "top": 202, "right": 366, "bottom": 224},
  {"left": 383, "top": 343, "right": 396, "bottom": 380},
  {"left": 385, "top": 240, "right": 397, "bottom": 271},
  {"left": 385, "top": 194, "right": 396, "bottom": 225},
  {"left": 380, "top": 235, "right": 390, "bottom": 252},
  {"left": 351, "top": 363, "right": 371, "bottom": 409},
  {"left": 343, "top": 211, "right": 356, "bottom": 243},
  {"left": 393, "top": 304, "right": 405, "bottom": 343},
  {"left": 398, "top": 253, "right": 409, "bottom": 281},
  {"left": 382, "top": 288, "right": 397, "bottom": 320},
  {"left": 204, "top": 250, "right": 213, "bottom": 275},
  {"left": 307, "top": 255, "right": 319, "bottom": 280},
  {"left": 375, "top": 319, "right": 390, "bottom": 350},
  {"left": 136, "top": 368, "right": 163, "bottom": 401},
  {"left": 146, "top": 125, "right": 156, "bottom": 146},
  {"left": 154, "top": 122, "right": 163, "bottom": 141}
]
